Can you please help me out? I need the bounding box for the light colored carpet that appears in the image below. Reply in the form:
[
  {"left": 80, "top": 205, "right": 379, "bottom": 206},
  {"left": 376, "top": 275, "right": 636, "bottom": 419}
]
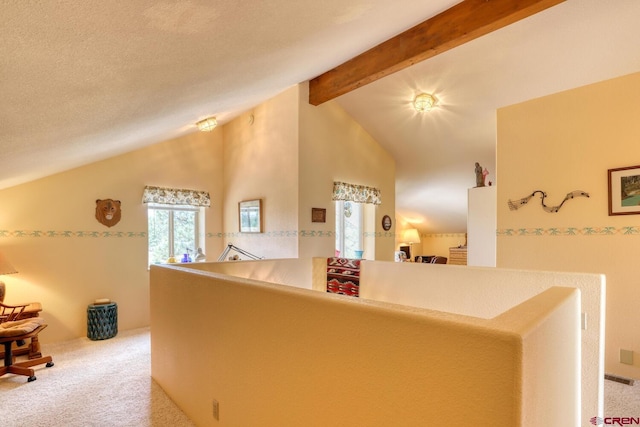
[
  {"left": 0, "top": 327, "right": 194, "bottom": 427},
  {"left": 604, "top": 379, "right": 640, "bottom": 416},
  {"left": 1, "top": 326, "right": 639, "bottom": 425}
]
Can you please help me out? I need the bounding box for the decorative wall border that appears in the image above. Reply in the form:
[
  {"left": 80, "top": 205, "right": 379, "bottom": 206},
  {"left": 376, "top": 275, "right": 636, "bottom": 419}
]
[
  {"left": 223, "top": 231, "right": 300, "bottom": 238},
  {"left": 364, "top": 231, "right": 396, "bottom": 238},
  {"left": 0, "top": 229, "right": 399, "bottom": 239},
  {"left": 498, "top": 226, "right": 640, "bottom": 236},
  {"left": 214, "top": 231, "right": 397, "bottom": 238},
  {"left": 422, "top": 233, "right": 466, "bottom": 239},
  {"left": 0, "top": 230, "right": 147, "bottom": 238}
]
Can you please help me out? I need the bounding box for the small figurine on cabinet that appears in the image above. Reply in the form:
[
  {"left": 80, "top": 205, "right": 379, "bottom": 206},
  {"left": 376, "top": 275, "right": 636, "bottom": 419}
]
[{"left": 474, "top": 163, "right": 484, "bottom": 187}]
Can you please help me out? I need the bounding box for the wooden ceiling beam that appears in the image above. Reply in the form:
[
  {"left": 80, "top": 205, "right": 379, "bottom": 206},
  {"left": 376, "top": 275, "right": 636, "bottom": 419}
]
[{"left": 309, "top": 0, "right": 566, "bottom": 105}]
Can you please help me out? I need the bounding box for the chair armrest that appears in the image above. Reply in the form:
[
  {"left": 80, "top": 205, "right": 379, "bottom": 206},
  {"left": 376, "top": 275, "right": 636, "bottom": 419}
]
[{"left": 0, "top": 302, "right": 29, "bottom": 322}]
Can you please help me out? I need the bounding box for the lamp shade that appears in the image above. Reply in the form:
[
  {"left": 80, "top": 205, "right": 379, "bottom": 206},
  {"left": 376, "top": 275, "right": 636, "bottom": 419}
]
[
  {"left": 0, "top": 252, "right": 17, "bottom": 276},
  {"left": 0, "top": 252, "right": 17, "bottom": 303},
  {"left": 403, "top": 228, "right": 421, "bottom": 244}
]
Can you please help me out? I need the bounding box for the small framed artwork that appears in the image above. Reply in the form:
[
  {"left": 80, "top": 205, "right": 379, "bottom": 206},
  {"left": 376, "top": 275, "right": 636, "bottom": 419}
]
[
  {"left": 239, "top": 199, "right": 262, "bottom": 232},
  {"left": 312, "top": 208, "right": 326, "bottom": 223},
  {"left": 608, "top": 165, "right": 640, "bottom": 216},
  {"left": 381, "top": 215, "right": 392, "bottom": 231}
]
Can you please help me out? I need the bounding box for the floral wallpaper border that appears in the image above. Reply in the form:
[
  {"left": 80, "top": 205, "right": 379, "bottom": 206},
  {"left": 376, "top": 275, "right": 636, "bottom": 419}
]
[
  {"left": 497, "top": 226, "right": 640, "bottom": 236},
  {"left": 422, "top": 233, "right": 467, "bottom": 239},
  {"left": 0, "top": 230, "right": 397, "bottom": 239},
  {"left": 0, "top": 230, "right": 147, "bottom": 238},
  {"left": 6, "top": 227, "right": 639, "bottom": 239}
]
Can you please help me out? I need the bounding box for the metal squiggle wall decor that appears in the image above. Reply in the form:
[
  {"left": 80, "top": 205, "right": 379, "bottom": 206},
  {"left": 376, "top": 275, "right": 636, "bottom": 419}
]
[{"left": 508, "top": 190, "right": 590, "bottom": 213}]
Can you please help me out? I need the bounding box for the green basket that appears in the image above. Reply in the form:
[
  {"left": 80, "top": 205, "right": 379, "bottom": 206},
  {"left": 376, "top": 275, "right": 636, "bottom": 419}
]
[{"left": 87, "top": 302, "right": 118, "bottom": 340}]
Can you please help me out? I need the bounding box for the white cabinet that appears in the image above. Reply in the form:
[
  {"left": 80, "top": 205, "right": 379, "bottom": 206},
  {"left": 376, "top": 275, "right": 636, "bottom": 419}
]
[{"left": 467, "top": 186, "right": 496, "bottom": 267}]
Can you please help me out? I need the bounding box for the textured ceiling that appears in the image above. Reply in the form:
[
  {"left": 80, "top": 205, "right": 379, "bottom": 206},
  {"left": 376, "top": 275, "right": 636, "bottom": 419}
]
[
  {"left": 1, "top": 0, "right": 456, "bottom": 188},
  {"left": 2, "top": 0, "right": 640, "bottom": 233}
]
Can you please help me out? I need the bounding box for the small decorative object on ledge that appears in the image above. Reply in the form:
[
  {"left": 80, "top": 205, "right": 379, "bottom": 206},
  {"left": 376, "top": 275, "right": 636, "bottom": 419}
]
[
  {"left": 312, "top": 208, "right": 326, "bottom": 223},
  {"left": 194, "top": 248, "right": 206, "bottom": 262},
  {"left": 217, "top": 244, "right": 263, "bottom": 261},
  {"left": 474, "top": 162, "right": 486, "bottom": 187},
  {"left": 508, "top": 190, "right": 590, "bottom": 213}
]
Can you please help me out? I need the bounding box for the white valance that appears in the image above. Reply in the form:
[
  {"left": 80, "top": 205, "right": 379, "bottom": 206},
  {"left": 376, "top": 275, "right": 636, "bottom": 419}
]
[
  {"left": 332, "top": 181, "right": 382, "bottom": 205},
  {"left": 142, "top": 186, "right": 211, "bottom": 207}
]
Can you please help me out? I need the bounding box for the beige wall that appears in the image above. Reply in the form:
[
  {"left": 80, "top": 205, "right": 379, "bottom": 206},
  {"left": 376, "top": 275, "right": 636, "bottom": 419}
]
[
  {"left": 222, "top": 84, "right": 396, "bottom": 262},
  {"left": 151, "top": 261, "right": 581, "bottom": 426},
  {"left": 0, "top": 82, "right": 396, "bottom": 342},
  {"left": 298, "top": 83, "right": 396, "bottom": 261},
  {"left": 417, "top": 233, "right": 466, "bottom": 260},
  {"left": 497, "top": 71, "right": 640, "bottom": 378},
  {"left": 223, "top": 87, "right": 300, "bottom": 259},
  {"left": 0, "top": 131, "right": 223, "bottom": 342}
]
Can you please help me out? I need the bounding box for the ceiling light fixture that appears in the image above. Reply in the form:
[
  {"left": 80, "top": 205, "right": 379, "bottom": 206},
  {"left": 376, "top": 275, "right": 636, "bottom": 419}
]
[
  {"left": 413, "top": 93, "right": 436, "bottom": 112},
  {"left": 196, "top": 117, "right": 217, "bottom": 132}
]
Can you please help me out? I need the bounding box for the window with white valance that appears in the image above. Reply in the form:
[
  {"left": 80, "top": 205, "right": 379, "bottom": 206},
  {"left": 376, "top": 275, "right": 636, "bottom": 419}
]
[
  {"left": 332, "top": 181, "right": 381, "bottom": 205},
  {"left": 142, "top": 186, "right": 211, "bottom": 207}
]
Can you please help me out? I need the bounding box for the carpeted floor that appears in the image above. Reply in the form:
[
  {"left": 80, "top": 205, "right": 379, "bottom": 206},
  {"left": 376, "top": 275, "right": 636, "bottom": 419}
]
[
  {"left": 0, "top": 327, "right": 194, "bottom": 427},
  {"left": 1, "top": 327, "right": 639, "bottom": 425},
  {"left": 604, "top": 379, "right": 640, "bottom": 416}
]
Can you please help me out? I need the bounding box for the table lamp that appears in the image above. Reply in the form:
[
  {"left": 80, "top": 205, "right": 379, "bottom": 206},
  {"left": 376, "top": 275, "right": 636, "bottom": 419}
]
[
  {"left": 0, "top": 252, "right": 18, "bottom": 303},
  {"left": 403, "top": 228, "right": 421, "bottom": 260}
]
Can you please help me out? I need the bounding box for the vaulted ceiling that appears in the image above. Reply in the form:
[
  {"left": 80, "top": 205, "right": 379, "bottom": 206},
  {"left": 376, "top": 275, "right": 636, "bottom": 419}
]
[{"left": 2, "top": 0, "right": 640, "bottom": 233}]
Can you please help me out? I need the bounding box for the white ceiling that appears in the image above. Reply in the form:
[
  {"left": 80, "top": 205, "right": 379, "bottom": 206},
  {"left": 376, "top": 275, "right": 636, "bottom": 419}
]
[
  {"left": 337, "top": 0, "right": 640, "bottom": 232},
  {"left": 2, "top": 0, "right": 640, "bottom": 234}
]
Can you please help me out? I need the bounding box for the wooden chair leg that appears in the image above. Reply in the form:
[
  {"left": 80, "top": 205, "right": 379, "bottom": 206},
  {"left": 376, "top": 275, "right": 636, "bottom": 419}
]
[
  {"left": 0, "top": 337, "right": 41, "bottom": 359},
  {"left": 13, "top": 355, "right": 53, "bottom": 369},
  {"left": 28, "top": 336, "right": 42, "bottom": 359},
  {"left": 0, "top": 325, "right": 54, "bottom": 382},
  {"left": 0, "top": 364, "right": 35, "bottom": 378}
]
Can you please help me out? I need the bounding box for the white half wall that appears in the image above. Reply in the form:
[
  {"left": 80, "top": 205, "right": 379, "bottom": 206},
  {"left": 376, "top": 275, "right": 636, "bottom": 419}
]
[
  {"left": 360, "top": 261, "right": 605, "bottom": 424},
  {"left": 151, "top": 262, "right": 580, "bottom": 426}
]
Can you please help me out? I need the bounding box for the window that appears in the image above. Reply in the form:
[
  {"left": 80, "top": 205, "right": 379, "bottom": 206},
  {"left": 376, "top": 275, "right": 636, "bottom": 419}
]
[
  {"left": 147, "top": 204, "right": 204, "bottom": 264},
  {"left": 335, "top": 200, "right": 363, "bottom": 258},
  {"left": 332, "top": 181, "right": 380, "bottom": 260}
]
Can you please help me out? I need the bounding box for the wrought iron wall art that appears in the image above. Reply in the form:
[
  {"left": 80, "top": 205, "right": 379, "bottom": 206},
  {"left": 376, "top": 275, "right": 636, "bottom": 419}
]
[{"left": 508, "top": 190, "right": 589, "bottom": 213}]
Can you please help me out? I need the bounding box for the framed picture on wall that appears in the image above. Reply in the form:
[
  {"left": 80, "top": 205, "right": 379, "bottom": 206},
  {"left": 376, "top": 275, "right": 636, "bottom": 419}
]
[
  {"left": 311, "top": 208, "right": 326, "bottom": 223},
  {"left": 608, "top": 165, "right": 640, "bottom": 216},
  {"left": 381, "top": 215, "right": 392, "bottom": 231},
  {"left": 239, "top": 199, "right": 262, "bottom": 232}
]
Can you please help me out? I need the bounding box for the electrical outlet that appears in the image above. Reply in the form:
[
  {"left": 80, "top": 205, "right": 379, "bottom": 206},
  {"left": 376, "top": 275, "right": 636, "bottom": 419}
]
[
  {"left": 212, "top": 399, "right": 219, "bottom": 421},
  {"left": 620, "top": 349, "right": 634, "bottom": 365}
]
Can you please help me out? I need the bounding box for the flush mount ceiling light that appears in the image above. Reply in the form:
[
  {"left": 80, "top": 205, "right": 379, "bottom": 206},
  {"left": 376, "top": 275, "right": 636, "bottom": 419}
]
[
  {"left": 413, "top": 93, "right": 436, "bottom": 112},
  {"left": 196, "top": 117, "right": 217, "bottom": 132}
]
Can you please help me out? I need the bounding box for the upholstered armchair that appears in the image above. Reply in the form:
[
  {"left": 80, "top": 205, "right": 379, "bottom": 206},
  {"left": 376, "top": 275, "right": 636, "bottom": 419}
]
[
  {"left": 0, "top": 301, "right": 43, "bottom": 359},
  {"left": 0, "top": 316, "right": 54, "bottom": 382}
]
